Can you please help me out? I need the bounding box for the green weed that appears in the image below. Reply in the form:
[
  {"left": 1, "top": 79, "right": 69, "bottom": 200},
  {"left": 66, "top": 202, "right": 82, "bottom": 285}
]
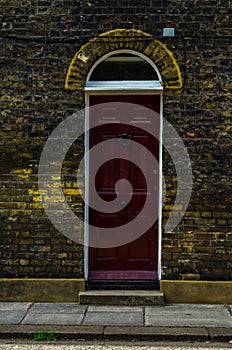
[{"left": 33, "top": 328, "right": 56, "bottom": 341}]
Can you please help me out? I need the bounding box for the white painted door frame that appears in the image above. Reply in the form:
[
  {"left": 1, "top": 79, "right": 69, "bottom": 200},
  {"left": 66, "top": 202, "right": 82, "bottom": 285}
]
[{"left": 83, "top": 50, "right": 163, "bottom": 282}]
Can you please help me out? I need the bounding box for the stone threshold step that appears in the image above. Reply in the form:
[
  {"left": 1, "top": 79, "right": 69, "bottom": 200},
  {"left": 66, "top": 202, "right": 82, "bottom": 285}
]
[{"left": 79, "top": 290, "right": 164, "bottom": 305}]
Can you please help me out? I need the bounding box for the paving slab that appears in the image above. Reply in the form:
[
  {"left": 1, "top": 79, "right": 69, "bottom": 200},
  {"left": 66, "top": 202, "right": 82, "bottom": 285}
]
[
  {"left": 21, "top": 303, "right": 87, "bottom": 325},
  {"left": 0, "top": 303, "right": 31, "bottom": 325},
  {"left": 83, "top": 311, "right": 143, "bottom": 326},
  {"left": 22, "top": 313, "right": 84, "bottom": 325},
  {"left": 0, "top": 311, "right": 28, "bottom": 325},
  {"left": 27, "top": 303, "right": 87, "bottom": 314},
  {"left": 0, "top": 302, "right": 232, "bottom": 341},
  {"left": 145, "top": 304, "right": 232, "bottom": 327},
  {"left": 0, "top": 302, "right": 31, "bottom": 311}
]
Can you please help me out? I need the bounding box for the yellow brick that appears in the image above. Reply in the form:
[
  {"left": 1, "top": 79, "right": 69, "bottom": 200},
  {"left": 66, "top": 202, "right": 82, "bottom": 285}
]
[
  {"left": 18, "top": 175, "right": 29, "bottom": 180},
  {"left": 203, "top": 81, "right": 214, "bottom": 88},
  {"left": 33, "top": 196, "right": 42, "bottom": 202},
  {"left": 12, "top": 168, "right": 32, "bottom": 174},
  {"left": 187, "top": 132, "right": 195, "bottom": 137},
  {"left": 29, "top": 203, "right": 44, "bottom": 209},
  {"left": 164, "top": 204, "right": 173, "bottom": 211},
  {"left": 44, "top": 196, "right": 64, "bottom": 202},
  {"left": 28, "top": 189, "right": 47, "bottom": 195},
  {"left": 63, "top": 189, "right": 82, "bottom": 195},
  {"left": 51, "top": 176, "right": 60, "bottom": 181},
  {"left": 44, "top": 182, "right": 60, "bottom": 188},
  {"left": 17, "top": 203, "right": 27, "bottom": 209}
]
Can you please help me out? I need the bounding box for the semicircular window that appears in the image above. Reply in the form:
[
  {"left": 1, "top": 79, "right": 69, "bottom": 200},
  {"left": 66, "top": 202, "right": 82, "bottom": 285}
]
[{"left": 89, "top": 53, "right": 159, "bottom": 81}]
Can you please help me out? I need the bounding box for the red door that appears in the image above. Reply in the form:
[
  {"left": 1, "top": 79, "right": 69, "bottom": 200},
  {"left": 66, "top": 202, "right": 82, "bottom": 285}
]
[{"left": 88, "top": 95, "right": 160, "bottom": 280}]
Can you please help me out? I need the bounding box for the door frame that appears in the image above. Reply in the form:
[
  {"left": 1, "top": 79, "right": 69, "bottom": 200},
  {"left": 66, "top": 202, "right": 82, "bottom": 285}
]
[{"left": 83, "top": 50, "right": 163, "bottom": 282}]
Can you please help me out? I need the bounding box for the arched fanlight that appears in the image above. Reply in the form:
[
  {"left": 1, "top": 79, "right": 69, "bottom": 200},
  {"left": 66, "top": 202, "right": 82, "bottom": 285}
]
[{"left": 89, "top": 53, "right": 159, "bottom": 81}]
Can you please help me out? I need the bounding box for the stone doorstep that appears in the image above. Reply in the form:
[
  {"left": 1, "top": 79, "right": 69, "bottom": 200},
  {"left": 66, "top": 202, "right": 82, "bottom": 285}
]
[{"left": 79, "top": 290, "right": 164, "bottom": 305}]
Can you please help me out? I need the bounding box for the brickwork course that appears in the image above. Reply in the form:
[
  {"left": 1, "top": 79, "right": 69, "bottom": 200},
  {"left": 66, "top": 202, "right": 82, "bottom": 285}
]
[{"left": 0, "top": 0, "right": 231, "bottom": 281}]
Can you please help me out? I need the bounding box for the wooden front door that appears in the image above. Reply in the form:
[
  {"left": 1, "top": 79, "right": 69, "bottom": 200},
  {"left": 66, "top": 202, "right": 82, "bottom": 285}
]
[{"left": 88, "top": 95, "right": 160, "bottom": 280}]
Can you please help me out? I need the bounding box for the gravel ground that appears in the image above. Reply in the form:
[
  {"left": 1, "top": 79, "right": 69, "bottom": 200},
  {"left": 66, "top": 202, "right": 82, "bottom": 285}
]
[{"left": 0, "top": 341, "right": 232, "bottom": 350}]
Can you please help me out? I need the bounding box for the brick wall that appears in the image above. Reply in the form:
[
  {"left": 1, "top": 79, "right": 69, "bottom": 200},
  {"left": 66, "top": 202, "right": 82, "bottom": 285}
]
[{"left": 0, "top": 0, "right": 231, "bottom": 280}]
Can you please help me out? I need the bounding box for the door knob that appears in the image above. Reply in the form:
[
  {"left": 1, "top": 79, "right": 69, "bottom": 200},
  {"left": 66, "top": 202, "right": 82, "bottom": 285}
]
[{"left": 121, "top": 200, "right": 128, "bottom": 208}]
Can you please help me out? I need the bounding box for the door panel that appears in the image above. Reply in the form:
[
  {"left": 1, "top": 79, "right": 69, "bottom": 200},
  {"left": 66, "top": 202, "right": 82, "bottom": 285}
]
[{"left": 88, "top": 95, "right": 160, "bottom": 280}]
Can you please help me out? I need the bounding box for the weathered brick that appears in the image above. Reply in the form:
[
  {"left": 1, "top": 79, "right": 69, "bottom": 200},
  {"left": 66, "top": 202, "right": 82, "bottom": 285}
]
[{"left": 0, "top": 0, "right": 231, "bottom": 281}]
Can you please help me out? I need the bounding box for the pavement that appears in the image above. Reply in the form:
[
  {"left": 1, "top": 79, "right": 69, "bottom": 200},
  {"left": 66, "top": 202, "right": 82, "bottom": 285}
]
[{"left": 0, "top": 302, "right": 232, "bottom": 342}]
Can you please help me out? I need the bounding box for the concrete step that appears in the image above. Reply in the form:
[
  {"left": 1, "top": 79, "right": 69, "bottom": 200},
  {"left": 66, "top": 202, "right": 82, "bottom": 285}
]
[{"left": 79, "top": 290, "right": 164, "bottom": 306}]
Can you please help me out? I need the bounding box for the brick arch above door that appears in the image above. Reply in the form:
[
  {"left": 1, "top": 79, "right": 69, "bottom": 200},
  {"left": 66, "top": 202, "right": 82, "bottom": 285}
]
[{"left": 65, "top": 28, "right": 183, "bottom": 91}]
